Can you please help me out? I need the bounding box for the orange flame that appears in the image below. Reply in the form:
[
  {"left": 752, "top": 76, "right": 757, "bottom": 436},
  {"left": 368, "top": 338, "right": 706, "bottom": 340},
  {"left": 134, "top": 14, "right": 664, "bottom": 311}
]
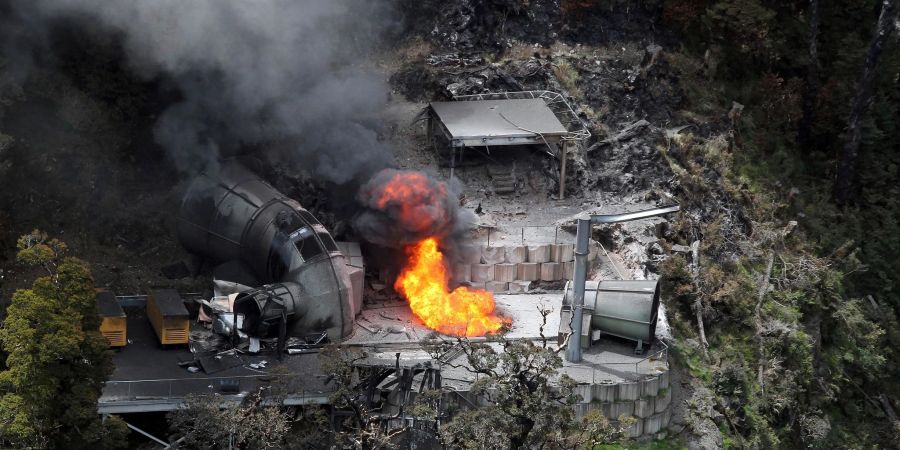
[
  {"left": 373, "top": 171, "right": 448, "bottom": 234},
  {"left": 395, "top": 237, "right": 506, "bottom": 337}
]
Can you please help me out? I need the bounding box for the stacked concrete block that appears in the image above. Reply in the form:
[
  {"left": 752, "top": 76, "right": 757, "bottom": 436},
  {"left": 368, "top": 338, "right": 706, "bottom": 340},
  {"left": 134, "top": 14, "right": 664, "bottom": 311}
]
[
  {"left": 562, "top": 261, "right": 575, "bottom": 279},
  {"left": 508, "top": 280, "right": 531, "bottom": 293},
  {"left": 457, "top": 240, "right": 606, "bottom": 286},
  {"left": 552, "top": 243, "right": 575, "bottom": 262},
  {"left": 642, "top": 376, "right": 660, "bottom": 397},
  {"left": 540, "top": 262, "right": 561, "bottom": 281},
  {"left": 634, "top": 397, "right": 656, "bottom": 418},
  {"left": 569, "top": 371, "right": 673, "bottom": 439},
  {"left": 460, "top": 245, "right": 483, "bottom": 264},
  {"left": 481, "top": 246, "right": 506, "bottom": 264},
  {"left": 617, "top": 381, "right": 641, "bottom": 401},
  {"left": 659, "top": 371, "right": 670, "bottom": 390},
  {"left": 517, "top": 262, "right": 540, "bottom": 281},
  {"left": 592, "top": 383, "right": 617, "bottom": 403},
  {"left": 654, "top": 388, "right": 671, "bottom": 413},
  {"left": 471, "top": 264, "right": 494, "bottom": 283},
  {"left": 643, "top": 412, "right": 667, "bottom": 434},
  {"left": 494, "top": 263, "right": 517, "bottom": 282},
  {"left": 453, "top": 263, "right": 471, "bottom": 283},
  {"left": 506, "top": 246, "right": 528, "bottom": 263},
  {"left": 486, "top": 281, "right": 508, "bottom": 293},
  {"left": 527, "top": 244, "right": 552, "bottom": 263},
  {"left": 626, "top": 419, "right": 644, "bottom": 438},
  {"left": 611, "top": 401, "right": 635, "bottom": 418}
]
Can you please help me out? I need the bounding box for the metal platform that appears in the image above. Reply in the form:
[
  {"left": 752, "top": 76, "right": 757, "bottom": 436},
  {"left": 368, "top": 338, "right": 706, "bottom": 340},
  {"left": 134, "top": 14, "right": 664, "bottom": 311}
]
[
  {"left": 429, "top": 98, "right": 569, "bottom": 147},
  {"left": 426, "top": 91, "right": 590, "bottom": 198}
]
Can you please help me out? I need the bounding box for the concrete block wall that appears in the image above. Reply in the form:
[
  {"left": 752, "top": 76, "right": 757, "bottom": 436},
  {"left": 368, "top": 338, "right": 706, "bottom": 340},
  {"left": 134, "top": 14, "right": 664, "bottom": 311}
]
[
  {"left": 455, "top": 243, "right": 597, "bottom": 293},
  {"left": 443, "top": 368, "right": 673, "bottom": 440},
  {"left": 572, "top": 369, "right": 672, "bottom": 438}
]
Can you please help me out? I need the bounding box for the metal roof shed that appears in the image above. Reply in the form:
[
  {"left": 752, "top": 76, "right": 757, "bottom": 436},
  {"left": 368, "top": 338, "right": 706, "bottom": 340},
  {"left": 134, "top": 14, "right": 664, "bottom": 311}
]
[
  {"left": 427, "top": 92, "right": 589, "bottom": 199},
  {"left": 429, "top": 98, "right": 569, "bottom": 147}
]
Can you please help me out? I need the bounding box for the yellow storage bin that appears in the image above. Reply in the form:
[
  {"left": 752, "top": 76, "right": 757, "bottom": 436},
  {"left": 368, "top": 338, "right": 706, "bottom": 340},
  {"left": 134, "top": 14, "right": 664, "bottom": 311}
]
[
  {"left": 147, "top": 289, "right": 189, "bottom": 345},
  {"left": 97, "top": 291, "right": 127, "bottom": 347}
]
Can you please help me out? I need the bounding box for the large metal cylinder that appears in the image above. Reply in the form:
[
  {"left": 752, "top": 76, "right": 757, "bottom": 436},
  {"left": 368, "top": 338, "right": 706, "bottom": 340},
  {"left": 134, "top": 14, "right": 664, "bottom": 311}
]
[
  {"left": 563, "top": 280, "right": 660, "bottom": 344},
  {"left": 177, "top": 162, "right": 354, "bottom": 339}
]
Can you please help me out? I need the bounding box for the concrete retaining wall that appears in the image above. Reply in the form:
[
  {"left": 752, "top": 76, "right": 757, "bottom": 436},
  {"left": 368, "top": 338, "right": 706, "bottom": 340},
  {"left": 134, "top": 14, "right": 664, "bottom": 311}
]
[
  {"left": 455, "top": 243, "right": 600, "bottom": 292},
  {"left": 573, "top": 371, "right": 673, "bottom": 438}
]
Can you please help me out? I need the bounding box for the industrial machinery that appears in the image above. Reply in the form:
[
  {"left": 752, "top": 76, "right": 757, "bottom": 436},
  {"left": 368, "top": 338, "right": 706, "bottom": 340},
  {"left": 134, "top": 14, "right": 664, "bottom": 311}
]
[
  {"left": 560, "top": 205, "right": 680, "bottom": 359},
  {"left": 560, "top": 280, "right": 660, "bottom": 352},
  {"left": 177, "top": 162, "right": 359, "bottom": 341},
  {"left": 147, "top": 289, "right": 190, "bottom": 345},
  {"left": 97, "top": 291, "right": 127, "bottom": 347}
]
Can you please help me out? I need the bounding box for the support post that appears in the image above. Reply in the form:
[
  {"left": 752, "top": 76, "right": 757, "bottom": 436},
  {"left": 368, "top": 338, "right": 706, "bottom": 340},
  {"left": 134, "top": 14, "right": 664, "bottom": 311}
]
[
  {"left": 565, "top": 204, "right": 682, "bottom": 363},
  {"left": 125, "top": 421, "right": 170, "bottom": 448},
  {"left": 559, "top": 141, "right": 568, "bottom": 199},
  {"left": 566, "top": 217, "right": 591, "bottom": 362},
  {"left": 450, "top": 146, "right": 456, "bottom": 179}
]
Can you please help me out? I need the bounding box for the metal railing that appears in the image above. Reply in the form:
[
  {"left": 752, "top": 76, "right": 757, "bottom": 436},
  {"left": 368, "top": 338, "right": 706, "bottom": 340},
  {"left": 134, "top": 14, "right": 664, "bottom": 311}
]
[
  {"left": 102, "top": 373, "right": 329, "bottom": 403},
  {"left": 477, "top": 225, "right": 572, "bottom": 246}
]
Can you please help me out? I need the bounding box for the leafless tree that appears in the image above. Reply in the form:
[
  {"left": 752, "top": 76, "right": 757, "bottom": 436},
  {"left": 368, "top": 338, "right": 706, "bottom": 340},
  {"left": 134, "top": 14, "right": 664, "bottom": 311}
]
[{"left": 834, "top": 0, "right": 897, "bottom": 205}]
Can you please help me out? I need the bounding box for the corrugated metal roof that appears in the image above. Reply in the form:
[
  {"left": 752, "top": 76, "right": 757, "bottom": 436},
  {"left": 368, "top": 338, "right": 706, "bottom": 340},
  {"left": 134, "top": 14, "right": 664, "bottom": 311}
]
[{"left": 430, "top": 98, "right": 569, "bottom": 140}]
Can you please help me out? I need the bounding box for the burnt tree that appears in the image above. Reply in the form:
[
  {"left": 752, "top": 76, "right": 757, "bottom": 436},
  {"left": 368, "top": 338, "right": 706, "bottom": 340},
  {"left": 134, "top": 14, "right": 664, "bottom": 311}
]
[{"left": 834, "top": 0, "right": 897, "bottom": 205}]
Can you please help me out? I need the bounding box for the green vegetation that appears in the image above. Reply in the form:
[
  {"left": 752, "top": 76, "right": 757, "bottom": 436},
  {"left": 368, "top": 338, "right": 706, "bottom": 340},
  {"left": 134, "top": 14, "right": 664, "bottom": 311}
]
[
  {"left": 0, "top": 231, "right": 127, "bottom": 449},
  {"left": 429, "top": 337, "right": 634, "bottom": 449},
  {"left": 654, "top": 0, "right": 899, "bottom": 447},
  {"left": 167, "top": 390, "right": 295, "bottom": 449}
]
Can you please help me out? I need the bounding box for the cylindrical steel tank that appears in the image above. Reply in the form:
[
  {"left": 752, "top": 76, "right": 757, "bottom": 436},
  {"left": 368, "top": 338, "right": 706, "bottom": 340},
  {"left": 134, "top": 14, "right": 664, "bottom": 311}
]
[
  {"left": 563, "top": 280, "right": 660, "bottom": 344},
  {"left": 177, "top": 162, "right": 354, "bottom": 339}
]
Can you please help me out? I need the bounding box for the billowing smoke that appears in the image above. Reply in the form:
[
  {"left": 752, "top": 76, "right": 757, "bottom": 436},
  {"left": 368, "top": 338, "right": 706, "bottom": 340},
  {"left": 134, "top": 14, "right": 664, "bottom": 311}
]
[
  {"left": 354, "top": 169, "right": 476, "bottom": 249},
  {"left": 8, "top": 0, "right": 394, "bottom": 183}
]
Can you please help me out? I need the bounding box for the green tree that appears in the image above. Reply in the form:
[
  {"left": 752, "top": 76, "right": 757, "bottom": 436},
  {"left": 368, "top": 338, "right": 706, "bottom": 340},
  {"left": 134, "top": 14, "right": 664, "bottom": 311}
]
[
  {"left": 430, "top": 330, "right": 634, "bottom": 449},
  {"left": 167, "top": 389, "right": 295, "bottom": 450},
  {"left": 0, "top": 230, "right": 127, "bottom": 449}
]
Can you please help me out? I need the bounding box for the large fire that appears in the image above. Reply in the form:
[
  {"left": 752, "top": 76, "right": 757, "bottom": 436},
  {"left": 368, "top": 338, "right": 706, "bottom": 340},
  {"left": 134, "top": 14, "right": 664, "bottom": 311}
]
[
  {"left": 395, "top": 237, "right": 506, "bottom": 336},
  {"left": 360, "top": 169, "right": 508, "bottom": 336}
]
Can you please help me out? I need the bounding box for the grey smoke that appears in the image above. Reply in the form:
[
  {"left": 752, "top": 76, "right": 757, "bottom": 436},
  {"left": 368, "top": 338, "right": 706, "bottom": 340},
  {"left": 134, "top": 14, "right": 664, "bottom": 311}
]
[{"left": 11, "top": 0, "right": 394, "bottom": 183}]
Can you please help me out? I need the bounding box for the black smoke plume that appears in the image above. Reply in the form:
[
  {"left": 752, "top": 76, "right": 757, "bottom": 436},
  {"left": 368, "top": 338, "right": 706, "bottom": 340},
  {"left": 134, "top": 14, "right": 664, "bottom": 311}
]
[{"left": 3, "top": 0, "right": 394, "bottom": 183}]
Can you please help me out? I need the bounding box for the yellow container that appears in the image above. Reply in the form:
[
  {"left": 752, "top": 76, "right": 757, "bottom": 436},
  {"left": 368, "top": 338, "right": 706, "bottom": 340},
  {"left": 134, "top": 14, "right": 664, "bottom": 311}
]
[
  {"left": 147, "top": 289, "right": 189, "bottom": 345},
  {"left": 97, "top": 291, "right": 127, "bottom": 347}
]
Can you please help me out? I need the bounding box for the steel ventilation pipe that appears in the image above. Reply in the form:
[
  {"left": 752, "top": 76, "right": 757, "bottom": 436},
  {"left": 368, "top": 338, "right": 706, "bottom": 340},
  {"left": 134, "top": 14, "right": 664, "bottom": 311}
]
[
  {"left": 563, "top": 280, "right": 661, "bottom": 344},
  {"left": 177, "top": 162, "right": 355, "bottom": 339}
]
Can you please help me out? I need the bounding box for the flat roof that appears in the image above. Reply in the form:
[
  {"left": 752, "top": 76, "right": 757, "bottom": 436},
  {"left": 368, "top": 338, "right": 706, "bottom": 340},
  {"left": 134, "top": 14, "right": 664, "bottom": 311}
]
[
  {"left": 97, "top": 291, "right": 125, "bottom": 317},
  {"left": 150, "top": 289, "right": 189, "bottom": 317},
  {"left": 430, "top": 99, "right": 569, "bottom": 141}
]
